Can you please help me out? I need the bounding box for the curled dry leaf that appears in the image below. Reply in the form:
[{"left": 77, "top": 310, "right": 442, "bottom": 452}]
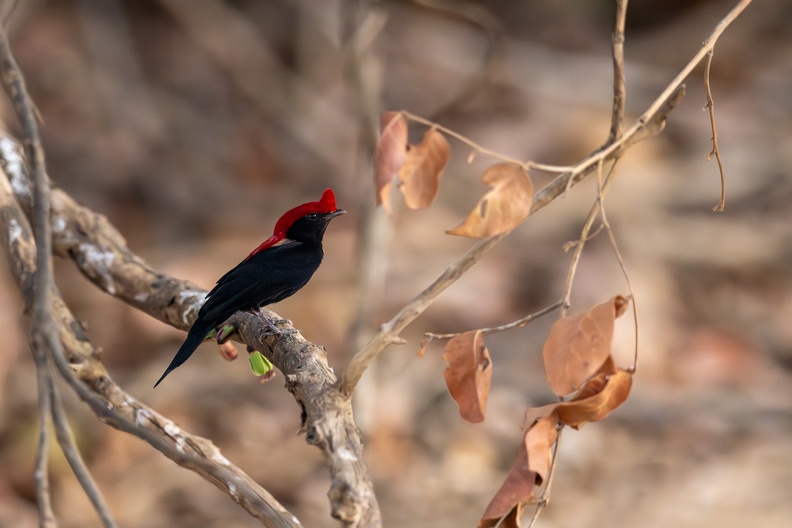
[
  {"left": 374, "top": 111, "right": 408, "bottom": 213},
  {"left": 443, "top": 330, "right": 492, "bottom": 423},
  {"left": 479, "top": 413, "right": 559, "bottom": 528},
  {"left": 523, "top": 368, "right": 632, "bottom": 432},
  {"left": 399, "top": 128, "right": 450, "bottom": 209},
  {"left": 542, "top": 295, "right": 629, "bottom": 397},
  {"left": 447, "top": 163, "right": 534, "bottom": 239},
  {"left": 556, "top": 369, "right": 633, "bottom": 429}
]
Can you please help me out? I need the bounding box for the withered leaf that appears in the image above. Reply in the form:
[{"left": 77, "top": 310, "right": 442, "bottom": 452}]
[
  {"left": 374, "top": 111, "right": 408, "bottom": 213},
  {"left": 556, "top": 369, "right": 633, "bottom": 429},
  {"left": 542, "top": 296, "right": 629, "bottom": 397},
  {"left": 525, "top": 412, "right": 558, "bottom": 486},
  {"left": 443, "top": 330, "right": 492, "bottom": 423},
  {"left": 447, "top": 163, "right": 533, "bottom": 239},
  {"left": 398, "top": 128, "right": 450, "bottom": 209},
  {"left": 479, "top": 414, "right": 558, "bottom": 528}
]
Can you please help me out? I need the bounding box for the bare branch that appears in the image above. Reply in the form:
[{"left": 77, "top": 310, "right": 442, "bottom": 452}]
[
  {"left": 339, "top": 85, "right": 684, "bottom": 397},
  {"left": 1, "top": 128, "right": 382, "bottom": 526},
  {"left": 338, "top": 0, "right": 750, "bottom": 404},
  {"left": 704, "top": 49, "right": 727, "bottom": 211},
  {"left": 401, "top": 110, "right": 572, "bottom": 174},
  {"left": 0, "top": 173, "right": 302, "bottom": 528},
  {"left": 425, "top": 300, "right": 563, "bottom": 340},
  {"left": 49, "top": 378, "right": 118, "bottom": 528},
  {"left": 0, "top": 23, "right": 303, "bottom": 528},
  {"left": 608, "top": 0, "right": 628, "bottom": 143},
  {"left": 0, "top": 18, "right": 72, "bottom": 528},
  {"left": 33, "top": 355, "right": 57, "bottom": 527}
]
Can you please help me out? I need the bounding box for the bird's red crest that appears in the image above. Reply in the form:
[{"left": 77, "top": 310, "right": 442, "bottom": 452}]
[{"left": 246, "top": 189, "right": 339, "bottom": 259}]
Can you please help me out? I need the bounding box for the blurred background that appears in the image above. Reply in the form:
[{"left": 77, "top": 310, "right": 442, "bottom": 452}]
[{"left": 1, "top": 0, "right": 791, "bottom": 527}]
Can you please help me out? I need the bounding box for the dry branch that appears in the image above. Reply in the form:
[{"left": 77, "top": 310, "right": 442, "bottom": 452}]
[
  {"left": 338, "top": 0, "right": 751, "bottom": 399},
  {"left": 0, "top": 22, "right": 309, "bottom": 528},
  {"left": 1, "top": 133, "right": 381, "bottom": 525},
  {"left": 0, "top": 169, "right": 302, "bottom": 528}
]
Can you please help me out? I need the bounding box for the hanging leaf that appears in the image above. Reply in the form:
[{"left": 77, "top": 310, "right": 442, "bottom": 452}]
[
  {"left": 542, "top": 296, "right": 629, "bottom": 397},
  {"left": 443, "top": 330, "right": 492, "bottom": 423},
  {"left": 479, "top": 413, "right": 559, "bottom": 528},
  {"left": 447, "top": 163, "right": 534, "bottom": 238},
  {"left": 374, "top": 111, "right": 408, "bottom": 213},
  {"left": 398, "top": 128, "right": 450, "bottom": 209},
  {"left": 555, "top": 369, "right": 633, "bottom": 429}
]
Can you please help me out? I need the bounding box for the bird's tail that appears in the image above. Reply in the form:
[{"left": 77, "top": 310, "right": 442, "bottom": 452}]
[{"left": 154, "top": 321, "right": 213, "bottom": 387}]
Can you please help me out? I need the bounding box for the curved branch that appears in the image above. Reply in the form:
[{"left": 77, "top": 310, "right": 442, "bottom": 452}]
[
  {"left": 0, "top": 172, "right": 301, "bottom": 528},
  {"left": 1, "top": 132, "right": 381, "bottom": 525},
  {"left": 337, "top": 0, "right": 753, "bottom": 396},
  {"left": 0, "top": 25, "right": 303, "bottom": 528}
]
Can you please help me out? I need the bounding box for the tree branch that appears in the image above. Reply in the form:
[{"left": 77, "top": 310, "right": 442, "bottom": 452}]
[
  {"left": 337, "top": 0, "right": 752, "bottom": 397},
  {"left": 0, "top": 24, "right": 303, "bottom": 528},
  {"left": 0, "top": 171, "right": 302, "bottom": 528}
]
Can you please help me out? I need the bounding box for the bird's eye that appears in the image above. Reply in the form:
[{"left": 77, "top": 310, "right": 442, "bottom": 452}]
[{"left": 307, "top": 213, "right": 319, "bottom": 220}]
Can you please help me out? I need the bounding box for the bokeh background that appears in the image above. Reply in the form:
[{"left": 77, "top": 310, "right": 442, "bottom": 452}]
[{"left": 1, "top": 1, "right": 791, "bottom": 527}]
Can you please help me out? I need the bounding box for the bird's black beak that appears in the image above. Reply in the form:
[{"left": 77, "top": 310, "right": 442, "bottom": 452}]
[{"left": 328, "top": 209, "right": 346, "bottom": 218}]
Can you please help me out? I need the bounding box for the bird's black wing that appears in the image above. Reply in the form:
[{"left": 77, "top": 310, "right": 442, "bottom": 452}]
[{"left": 199, "top": 240, "right": 322, "bottom": 325}]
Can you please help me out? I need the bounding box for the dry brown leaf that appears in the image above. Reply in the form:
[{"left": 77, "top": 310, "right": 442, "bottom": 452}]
[
  {"left": 542, "top": 296, "right": 629, "bottom": 397},
  {"left": 398, "top": 129, "right": 449, "bottom": 209},
  {"left": 525, "top": 412, "right": 558, "bottom": 486},
  {"left": 443, "top": 330, "right": 492, "bottom": 423},
  {"left": 556, "top": 369, "right": 633, "bottom": 429},
  {"left": 374, "top": 111, "right": 408, "bottom": 213},
  {"left": 447, "top": 163, "right": 534, "bottom": 238},
  {"left": 479, "top": 414, "right": 558, "bottom": 528},
  {"left": 417, "top": 339, "right": 429, "bottom": 358}
]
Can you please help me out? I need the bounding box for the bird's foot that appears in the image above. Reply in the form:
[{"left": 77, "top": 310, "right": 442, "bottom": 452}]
[
  {"left": 251, "top": 308, "right": 299, "bottom": 336},
  {"left": 215, "top": 324, "right": 237, "bottom": 344}
]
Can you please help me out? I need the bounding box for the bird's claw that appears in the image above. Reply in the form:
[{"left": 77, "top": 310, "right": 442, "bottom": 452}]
[
  {"left": 262, "top": 325, "right": 299, "bottom": 337},
  {"left": 251, "top": 307, "right": 299, "bottom": 336},
  {"left": 215, "top": 324, "right": 237, "bottom": 344}
]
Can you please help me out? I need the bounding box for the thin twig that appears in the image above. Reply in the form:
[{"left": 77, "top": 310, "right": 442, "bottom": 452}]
[
  {"left": 425, "top": 300, "right": 563, "bottom": 340},
  {"left": 594, "top": 160, "right": 639, "bottom": 372},
  {"left": 704, "top": 49, "right": 726, "bottom": 211},
  {"left": 33, "top": 355, "right": 56, "bottom": 528},
  {"left": 49, "top": 380, "right": 118, "bottom": 528},
  {"left": 526, "top": 428, "right": 563, "bottom": 528},
  {"left": 607, "top": 0, "right": 628, "bottom": 144},
  {"left": 400, "top": 110, "right": 573, "bottom": 174},
  {"left": 560, "top": 158, "right": 622, "bottom": 317}
]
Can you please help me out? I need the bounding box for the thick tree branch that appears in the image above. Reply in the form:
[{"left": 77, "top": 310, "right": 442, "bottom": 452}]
[
  {"left": 0, "top": 25, "right": 302, "bottom": 528},
  {"left": 0, "top": 171, "right": 301, "bottom": 528},
  {"left": 1, "top": 129, "right": 381, "bottom": 525}
]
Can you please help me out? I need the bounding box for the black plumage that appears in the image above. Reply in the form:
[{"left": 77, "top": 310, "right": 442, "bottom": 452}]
[{"left": 154, "top": 190, "right": 344, "bottom": 386}]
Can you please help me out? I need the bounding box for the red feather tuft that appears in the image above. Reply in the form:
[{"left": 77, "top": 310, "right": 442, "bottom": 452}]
[{"left": 246, "top": 189, "right": 339, "bottom": 259}]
